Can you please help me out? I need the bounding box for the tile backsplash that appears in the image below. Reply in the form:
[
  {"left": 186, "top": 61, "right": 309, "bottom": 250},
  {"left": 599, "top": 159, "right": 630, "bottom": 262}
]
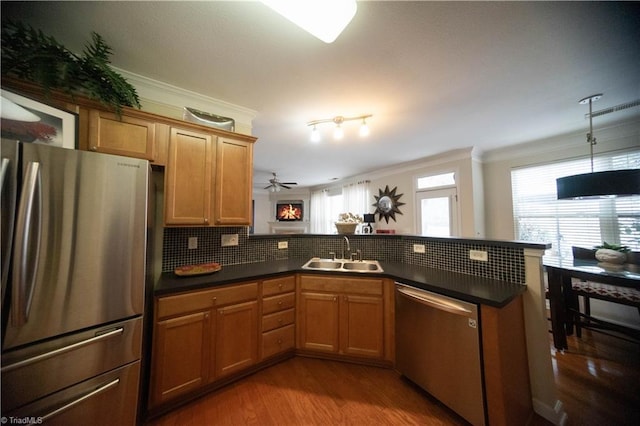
[{"left": 162, "top": 228, "right": 529, "bottom": 284}]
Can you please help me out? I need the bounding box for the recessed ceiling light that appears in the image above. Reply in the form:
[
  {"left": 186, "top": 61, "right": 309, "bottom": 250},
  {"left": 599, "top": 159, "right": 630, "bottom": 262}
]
[{"left": 261, "top": 0, "right": 357, "bottom": 43}]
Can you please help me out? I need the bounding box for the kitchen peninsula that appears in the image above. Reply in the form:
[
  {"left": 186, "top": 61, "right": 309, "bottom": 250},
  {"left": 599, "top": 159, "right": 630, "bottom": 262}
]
[{"left": 151, "top": 233, "right": 557, "bottom": 425}]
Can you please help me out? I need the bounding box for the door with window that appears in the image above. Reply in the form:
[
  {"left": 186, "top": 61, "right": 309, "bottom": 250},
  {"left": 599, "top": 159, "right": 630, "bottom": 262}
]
[{"left": 417, "top": 188, "right": 458, "bottom": 236}]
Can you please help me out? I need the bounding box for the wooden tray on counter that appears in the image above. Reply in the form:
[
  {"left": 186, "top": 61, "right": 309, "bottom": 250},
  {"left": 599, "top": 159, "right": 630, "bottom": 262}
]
[{"left": 174, "top": 262, "right": 222, "bottom": 277}]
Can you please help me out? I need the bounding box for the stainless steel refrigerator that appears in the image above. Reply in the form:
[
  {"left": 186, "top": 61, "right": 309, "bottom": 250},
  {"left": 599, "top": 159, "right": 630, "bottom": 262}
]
[{"left": 1, "top": 139, "right": 149, "bottom": 425}]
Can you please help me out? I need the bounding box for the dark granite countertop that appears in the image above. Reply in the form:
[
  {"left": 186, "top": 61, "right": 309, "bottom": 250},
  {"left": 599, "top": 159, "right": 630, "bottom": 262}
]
[{"left": 155, "top": 259, "right": 526, "bottom": 308}]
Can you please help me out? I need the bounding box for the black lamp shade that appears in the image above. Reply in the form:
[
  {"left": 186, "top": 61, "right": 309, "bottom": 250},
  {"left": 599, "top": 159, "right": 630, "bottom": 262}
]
[
  {"left": 556, "top": 169, "right": 640, "bottom": 199},
  {"left": 363, "top": 213, "right": 375, "bottom": 223}
]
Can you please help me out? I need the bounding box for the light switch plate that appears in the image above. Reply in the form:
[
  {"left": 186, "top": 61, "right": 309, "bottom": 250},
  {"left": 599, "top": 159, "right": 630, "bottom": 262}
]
[
  {"left": 188, "top": 237, "right": 198, "bottom": 250},
  {"left": 221, "top": 234, "right": 239, "bottom": 247},
  {"left": 278, "top": 241, "right": 288, "bottom": 249},
  {"left": 413, "top": 244, "right": 426, "bottom": 253},
  {"left": 469, "top": 249, "right": 488, "bottom": 262}
]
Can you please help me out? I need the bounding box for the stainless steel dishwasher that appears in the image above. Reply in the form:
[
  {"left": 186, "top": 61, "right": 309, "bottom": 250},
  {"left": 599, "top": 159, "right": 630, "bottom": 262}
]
[{"left": 395, "top": 283, "right": 486, "bottom": 426}]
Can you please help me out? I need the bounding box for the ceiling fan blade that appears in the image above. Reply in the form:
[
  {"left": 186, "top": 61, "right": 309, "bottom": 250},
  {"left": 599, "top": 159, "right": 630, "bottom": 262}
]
[
  {"left": 280, "top": 184, "right": 291, "bottom": 189},
  {"left": 263, "top": 185, "right": 273, "bottom": 189},
  {"left": 280, "top": 182, "right": 297, "bottom": 185}
]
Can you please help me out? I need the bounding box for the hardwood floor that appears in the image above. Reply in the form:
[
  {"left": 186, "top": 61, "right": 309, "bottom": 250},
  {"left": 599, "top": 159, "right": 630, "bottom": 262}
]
[
  {"left": 146, "top": 330, "right": 639, "bottom": 426},
  {"left": 549, "top": 329, "right": 640, "bottom": 426}
]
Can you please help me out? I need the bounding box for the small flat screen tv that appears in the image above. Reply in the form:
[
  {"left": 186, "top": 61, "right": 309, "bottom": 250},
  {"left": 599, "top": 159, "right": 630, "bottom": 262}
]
[{"left": 276, "top": 202, "right": 303, "bottom": 221}]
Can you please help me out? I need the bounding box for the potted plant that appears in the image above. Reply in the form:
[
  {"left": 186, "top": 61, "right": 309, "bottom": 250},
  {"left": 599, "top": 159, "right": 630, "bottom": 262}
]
[
  {"left": 335, "top": 213, "right": 362, "bottom": 234},
  {"left": 594, "top": 242, "right": 630, "bottom": 265},
  {"left": 1, "top": 20, "right": 140, "bottom": 115}
]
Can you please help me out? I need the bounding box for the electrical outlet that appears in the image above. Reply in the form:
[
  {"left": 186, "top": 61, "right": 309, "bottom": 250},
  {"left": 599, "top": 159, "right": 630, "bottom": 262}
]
[
  {"left": 188, "top": 237, "right": 198, "bottom": 250},
  {"left": 278, "top": 241, "right": 288, "bottom": 249},
  {"left": 469, "top": 249, "right": 488, "bottom": 262},
  {"left": 221, "top": 234, "right": 239, "bottom": 247},
  {"left": 413, "top": 244, "right": 425, "bottom": 253}
]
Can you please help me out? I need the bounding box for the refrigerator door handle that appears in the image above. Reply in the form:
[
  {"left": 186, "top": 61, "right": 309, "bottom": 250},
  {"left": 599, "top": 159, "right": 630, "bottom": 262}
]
[
  {"left": 38, "top": 378, "right": 120, "bottom": 424},
  {"left": 0, "top": 157, "right": 9, "bottom": 192},
  {"left": 12, "top": 161, "right": 42, "bottom": 326}
]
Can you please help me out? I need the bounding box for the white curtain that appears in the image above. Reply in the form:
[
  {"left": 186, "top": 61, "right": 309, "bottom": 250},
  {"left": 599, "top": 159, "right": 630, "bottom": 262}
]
[
  {"left": 310, "top": 189, "right": 329, "bottom": 233},
  {"left": 343, "top": 180, "right": 371, "bottom": 219}
]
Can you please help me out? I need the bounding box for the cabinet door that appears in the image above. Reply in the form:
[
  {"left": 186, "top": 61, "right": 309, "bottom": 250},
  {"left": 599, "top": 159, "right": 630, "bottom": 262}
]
[
  {"left": 88, "top": 110, "right": 156, "bottom": 161},
  {"left": 213, "top": 136, "right": 253, "bottom": 225},
  {"left": 150, "top": 311, "right": 210, "bottom": 407},
  {"left": 340, "top": 294, "right": 384, "bottom": 358},
  {"left": 164, "top": 128, "right": 214, "bottom": 225},
  {"left": 213, "top": 300, "right": 258, "bottom": 379},
  {"left": 298, "top": 292, "right": 339, "bottom": 353}
]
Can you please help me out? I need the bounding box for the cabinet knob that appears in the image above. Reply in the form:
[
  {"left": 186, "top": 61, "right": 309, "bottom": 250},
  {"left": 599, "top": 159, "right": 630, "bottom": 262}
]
[
  {"left": 278, "top": 283, "right": 283, "bottom": 289},
  {"left": 278, "top": 319, "right": 283, "bottom": 324},
  {"left": 204, "top": 218, "right": 209, "bottom": 224},
  {"left": 90, "top": 146, "right": 98, "bottom": 151},
  {"left": 204, "top": 313, "right": 209, "bottom": 319},
  {"left": 278, "top": 301, "right": 283, "bottom": 306},
  {"left": 277, "top": 339, "right": 282, "bottom": 345},
  {"left": 212, "top": 297, "right": 217, "bottom": 305},
  {"left": 333, "top": 297, "right": 337, "bottom": 302}
]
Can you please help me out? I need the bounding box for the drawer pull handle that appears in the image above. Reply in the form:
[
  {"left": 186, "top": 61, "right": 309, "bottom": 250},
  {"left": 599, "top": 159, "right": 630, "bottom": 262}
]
[{"left": 2, "top": 328, "right": 124, "bottom": 373}]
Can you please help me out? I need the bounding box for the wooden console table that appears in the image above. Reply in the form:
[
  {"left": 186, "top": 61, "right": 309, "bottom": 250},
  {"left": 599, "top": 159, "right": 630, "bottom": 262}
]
[{"left": 544, "top": 256, "right": 640, "bottom": 350}]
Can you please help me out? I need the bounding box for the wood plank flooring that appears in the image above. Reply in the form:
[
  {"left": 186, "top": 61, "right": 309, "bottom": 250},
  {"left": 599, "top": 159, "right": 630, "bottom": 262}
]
[{"left": 146, "top": 330, "right": 639, "bottom": 426}]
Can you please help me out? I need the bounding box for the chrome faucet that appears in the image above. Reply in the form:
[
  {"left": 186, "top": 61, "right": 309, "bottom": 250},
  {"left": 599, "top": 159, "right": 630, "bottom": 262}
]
[{"left": 342, "top": 236, "right": 351, "bottom": 260}]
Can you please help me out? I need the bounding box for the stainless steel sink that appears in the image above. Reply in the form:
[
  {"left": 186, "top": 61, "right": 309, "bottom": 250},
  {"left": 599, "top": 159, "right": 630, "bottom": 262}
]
[
  {"left": 301, "top": 258, "right": 383, "bottom": 273},
  {"left": 305, "top": 260, "right": 343, "bottom": 269},
  {"left": 342, "top": 262, "right": 381, "bottom": 271}
]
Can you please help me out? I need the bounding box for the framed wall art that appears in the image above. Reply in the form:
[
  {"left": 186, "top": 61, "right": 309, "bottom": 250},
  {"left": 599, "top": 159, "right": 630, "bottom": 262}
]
[{"left": 1, "top": 90, "right": 78, "bottom": 149}]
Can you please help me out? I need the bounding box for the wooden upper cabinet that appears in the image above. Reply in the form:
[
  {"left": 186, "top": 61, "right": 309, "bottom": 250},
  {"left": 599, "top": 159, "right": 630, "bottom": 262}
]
[
  {"left": 88, "top": 109, "right": 157, "bottom": 161},
  {"left": 164, "top": 128, "right": 214, "bottom": 225},
  {"left": 213, "top": 136, "right": 254, "bottom": 226}
]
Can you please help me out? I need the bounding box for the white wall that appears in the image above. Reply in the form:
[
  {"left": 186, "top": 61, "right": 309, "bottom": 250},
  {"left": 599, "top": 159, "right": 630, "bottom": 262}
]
[{"left": 340, "top": 147, "right": 485, "bottom": 237}]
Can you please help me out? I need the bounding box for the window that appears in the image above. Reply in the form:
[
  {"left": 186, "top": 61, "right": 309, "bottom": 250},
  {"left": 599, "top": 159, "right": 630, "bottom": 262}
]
[
  {"left": 310, "top": 181, "right": 370, "bottom": 233},
  {"left": 511, "top": 151, "right": 640, "bottom": 256},
  {"left": 416, "top": 172, "right": 458, "bottom": 236}
]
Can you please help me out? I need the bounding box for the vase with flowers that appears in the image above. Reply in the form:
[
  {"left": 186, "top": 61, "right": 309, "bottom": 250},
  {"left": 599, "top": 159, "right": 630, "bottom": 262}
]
[{"left": 335, "top": 213, "right": 362, "bottom": 234}]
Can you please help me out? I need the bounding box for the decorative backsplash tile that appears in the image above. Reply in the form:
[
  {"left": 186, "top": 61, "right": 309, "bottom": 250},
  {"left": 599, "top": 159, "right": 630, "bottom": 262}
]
[{"left": 162, "top": 228, "right": 527, "bottom": 284}]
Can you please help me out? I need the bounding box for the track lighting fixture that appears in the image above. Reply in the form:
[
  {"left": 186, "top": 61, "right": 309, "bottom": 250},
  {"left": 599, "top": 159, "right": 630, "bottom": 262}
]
[{"left": 307, "top": 114, "right": 372, "bottom": 142}]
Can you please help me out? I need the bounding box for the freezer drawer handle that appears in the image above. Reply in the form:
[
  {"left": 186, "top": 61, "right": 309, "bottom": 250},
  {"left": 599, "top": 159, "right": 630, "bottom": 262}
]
[
  {"left": 1, "top": 327, "right": 124, "bottom": 373},
  {"left": 396, "top": 284, "right": 472, "bottom": 316},
  {"left": 11, "top": 161, "right": 42, "bottom": 326},
  {"left": 38, "top": 378, "right": 120, "bottom": 424}
]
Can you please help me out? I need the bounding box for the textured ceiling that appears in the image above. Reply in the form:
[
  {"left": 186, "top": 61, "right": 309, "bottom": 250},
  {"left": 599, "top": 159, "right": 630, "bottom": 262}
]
[{"left": 3, "top": 1, "right": 639, "bottom": 188}]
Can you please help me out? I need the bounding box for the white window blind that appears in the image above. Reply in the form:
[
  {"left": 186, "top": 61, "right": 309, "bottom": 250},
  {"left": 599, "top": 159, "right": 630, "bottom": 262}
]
[{"left": 511, "top": 150, "right": 640, "bottom": 256}]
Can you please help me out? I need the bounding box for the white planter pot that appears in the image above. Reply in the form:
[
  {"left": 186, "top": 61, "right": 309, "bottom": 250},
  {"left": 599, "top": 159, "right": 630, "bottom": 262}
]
[{"left": 595, "top": 248, "right": 627, "bottom": 265}]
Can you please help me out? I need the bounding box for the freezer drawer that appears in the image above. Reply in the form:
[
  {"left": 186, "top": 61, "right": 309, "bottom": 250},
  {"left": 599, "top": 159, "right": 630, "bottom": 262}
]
[
  {"left": 3, "top": 360, "right": 141, "bottom": 426},
  {"left": 1, "top": 316, "right": 142, "bottom": 412},
  {"left": 395, "top": 283, "right": 486, "bottom": 426}
]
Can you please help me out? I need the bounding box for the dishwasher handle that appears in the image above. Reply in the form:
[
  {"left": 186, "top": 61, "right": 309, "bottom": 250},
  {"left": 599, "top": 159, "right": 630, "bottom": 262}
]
[{"left": 396, "top": 283, "right": 473, "bottom": 317}]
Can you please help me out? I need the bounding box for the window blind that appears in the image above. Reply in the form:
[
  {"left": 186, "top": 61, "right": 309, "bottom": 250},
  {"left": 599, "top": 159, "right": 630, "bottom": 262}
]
[{"left": 511, "top": 150, "right": 640, "bottom": 256}]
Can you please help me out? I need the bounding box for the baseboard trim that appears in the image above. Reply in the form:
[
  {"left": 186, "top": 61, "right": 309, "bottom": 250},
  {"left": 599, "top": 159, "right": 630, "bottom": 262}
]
[{"left": 532, "top": 398, "right": 568, "bottom": 426}]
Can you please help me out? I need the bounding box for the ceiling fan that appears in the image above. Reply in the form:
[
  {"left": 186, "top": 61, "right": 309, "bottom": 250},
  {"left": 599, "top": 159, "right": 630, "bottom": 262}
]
[{"left": 264, "top": 172, "right": 298, "bottom": 191}]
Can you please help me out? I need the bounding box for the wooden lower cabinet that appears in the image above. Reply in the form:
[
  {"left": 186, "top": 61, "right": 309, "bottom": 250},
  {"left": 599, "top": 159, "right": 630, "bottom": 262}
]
[
  {"left": 297, "top": 275, "right": 388, "bottom": 361},
  {"left": 151, "top": 311, "right": 210, "bottom": 406},
  {"left": 213, "top": 300, "right": 258, "bottom": 379},
  {"left": 260, "top": 275, "right": 296, "bottom": 360},
  {"left": 149, "top": 282, "right": 258, "bottom": 410}
]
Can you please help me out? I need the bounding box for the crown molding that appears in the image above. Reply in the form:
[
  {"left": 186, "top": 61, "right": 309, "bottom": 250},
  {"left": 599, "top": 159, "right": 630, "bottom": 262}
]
[{"left": 113, "top": 66, "right": 257, "bottom": 129}]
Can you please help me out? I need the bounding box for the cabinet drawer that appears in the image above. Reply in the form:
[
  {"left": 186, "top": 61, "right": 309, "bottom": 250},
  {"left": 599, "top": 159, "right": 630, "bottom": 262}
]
[
  {"left": 262, "top": 308, "right": 295, "bottom": 332},
  {"left": 262, "top": 275, "right": 296, "bottom": 297},
  {"left": 262, "top": 324, "right": 295, "bottom": 359},
  {"left": 262, "top": 292, "right": 295, "bottom": 315},
  {"left": 157, "top": 282, "right": 258, "bottom": 319},
  {"left": 299, "top": 275, "right": 383, "bottom": 295}
]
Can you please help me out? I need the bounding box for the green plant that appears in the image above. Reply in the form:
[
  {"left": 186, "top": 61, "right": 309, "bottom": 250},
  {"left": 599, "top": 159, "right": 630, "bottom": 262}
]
[
  {"left": 594, "top": 242, "right": 630, "bottom": 253},
  {"left": 1, "top": 20, "right": 140, "bottom": 114}
]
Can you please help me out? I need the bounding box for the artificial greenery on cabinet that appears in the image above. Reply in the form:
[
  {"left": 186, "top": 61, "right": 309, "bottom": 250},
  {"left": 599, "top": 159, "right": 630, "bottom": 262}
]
[{"left": 1, "top": 20, "right": 140, "bottom": 114}]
